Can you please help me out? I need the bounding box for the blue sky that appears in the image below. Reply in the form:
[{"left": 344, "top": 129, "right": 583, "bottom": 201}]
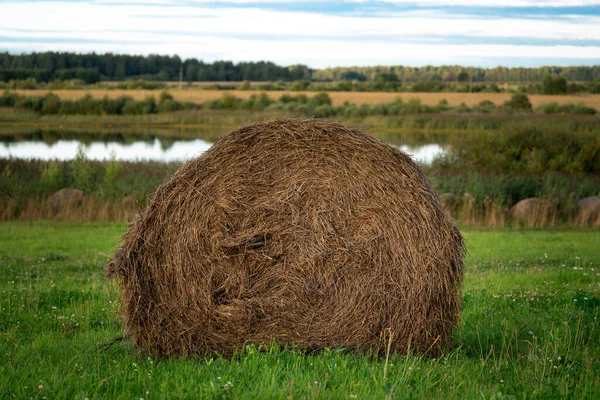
[{"left": 1, "top": 0, "right": 599, "bottom": 67}]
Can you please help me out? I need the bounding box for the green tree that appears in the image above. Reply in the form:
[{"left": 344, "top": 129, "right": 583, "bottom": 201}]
[
  {"left": 543, "top": 74, "right": 567, "bottom": 94},
  {"left": 457, "top": 71, "right": 470, "bottom": 82}
]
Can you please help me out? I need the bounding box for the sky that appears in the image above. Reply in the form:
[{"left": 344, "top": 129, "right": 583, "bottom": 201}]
[{"left": 1, "top": 0, "right": 599, "bottom": 68}]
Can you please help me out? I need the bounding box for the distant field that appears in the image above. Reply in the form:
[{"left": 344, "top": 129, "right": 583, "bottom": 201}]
[{"left": 13, "top": 89, "right": 600, "bottom": 110}]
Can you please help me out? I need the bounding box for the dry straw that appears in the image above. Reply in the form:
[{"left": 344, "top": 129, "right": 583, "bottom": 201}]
[{"left": 107, "top": 119, "right": 465, "bottom": 357}]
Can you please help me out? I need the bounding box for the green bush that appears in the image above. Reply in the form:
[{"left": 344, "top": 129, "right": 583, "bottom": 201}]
[
  {"left": 0, "top": 90, "right": 18, "bottom": 107},
  {"left": 474, "top": 100, "right": 497, "bottom": 113},
  {"left": 41, "top": 93, "right": 62, "bottom": 115},
  {"left": 102, "top": 154, "right": 121, "bottom": 199},
  {"left": 543, "top": 74, "right": 567, "bottom": 95},
  {"left": 571, "top": 104, "right": 597, "bottom": 115},
  {"left": 40, "top": 162, "right": 64, "bottom": 193},
  {"left": 69, "top": 145, "right": 95, "bottom": 193},
  {"left": 504, "top": 93, "right": 532, "bottom": 111},
  {"left": 289, "top": 80, "right": 310, "bottom": 91},
  {"left": 433, "top": 126, "right": 600, "bottom": 174},
  {"left": 157, "top": 99, "right": 180, "bottom": 113},
  {"left": 308, "top": 92, "right": 332, "bottom": 107}
]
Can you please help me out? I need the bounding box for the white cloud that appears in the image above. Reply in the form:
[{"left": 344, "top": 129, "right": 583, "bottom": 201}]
[
  {"left": 95, "top": 0, "right": 600, "bottom": 5},
  {"left": 381, "top": 0, "right": 600, "bottom": 6},
  {"left": 1, "top": 1, "right": 599, "bottom": 66}
]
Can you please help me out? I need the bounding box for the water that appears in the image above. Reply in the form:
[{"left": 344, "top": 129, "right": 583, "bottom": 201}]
[
  {"left": 0, "top": 133, "right": 445, "bottom": 164},
  {"left": 0, "top": 138, "right": 212, "bottom": 162}
]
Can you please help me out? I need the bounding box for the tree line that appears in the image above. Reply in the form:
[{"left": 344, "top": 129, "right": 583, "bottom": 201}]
[{"left": 1, "top": 52, "right": 599, "bottom": 83}]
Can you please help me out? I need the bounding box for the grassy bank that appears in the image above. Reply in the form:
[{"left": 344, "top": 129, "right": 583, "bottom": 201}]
[
  {"left": 2, "top": 114, "right": 598, "bottom": 227},
  {"left": 7, "top": 89, "right": 600, "bottom": 111},
  {"left": 0, "top": 222, "right": 598, "bottom": 398},
  {"left": 1, "top": 157, "right": 598, "bottom": 226}
]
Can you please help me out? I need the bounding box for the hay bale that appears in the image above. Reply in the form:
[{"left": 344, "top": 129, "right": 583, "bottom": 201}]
[
  {"left": 509, "top": 198, "right": 557, "bottom": 227},
  {"left": 577, "top": 196, "right": 600, "bottom": 227},
  {"left": 107, "top": 119, "right": 464, "bottom": 357},
  {"left": 483, "top": 196, "right": 506, "bottom": 227},
  {"left": 47, "top": 188, "right": 84, "bottom": 215},
  {"left": 461, "top": 193, "right": 477, "bottom": 225}
]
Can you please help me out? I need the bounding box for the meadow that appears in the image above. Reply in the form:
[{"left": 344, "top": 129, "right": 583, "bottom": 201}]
[
  {"left": 2, "top": 53, "right": 599, "bottom": 398},
  {"left": 0, "top": 223, "right": 598, "bottom": 398},
  {"left": 11, "top": 89, "right": 600, "bottom": 111}
]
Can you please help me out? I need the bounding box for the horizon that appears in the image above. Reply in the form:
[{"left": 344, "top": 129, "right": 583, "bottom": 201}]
[
  {"left": 2, "top": 49, "right": 600, "bottom": 70},
  {"left": 1, "top": 1, "right": 600, "bottom": 68}
]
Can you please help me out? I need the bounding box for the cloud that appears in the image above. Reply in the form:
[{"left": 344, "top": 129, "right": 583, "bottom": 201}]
[
  {"left": 381, "top": 0, "right": 600, "bottom": 6},
  {"left": 0, "top": 0, "right": 598, "bottom": 66}
]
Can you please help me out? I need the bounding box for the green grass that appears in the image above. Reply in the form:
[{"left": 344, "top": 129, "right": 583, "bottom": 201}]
[{"left": 0, "top": 223, "right": 598, "bottom": 399}]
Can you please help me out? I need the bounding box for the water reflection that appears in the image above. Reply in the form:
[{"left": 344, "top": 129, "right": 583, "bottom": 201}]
[
  {"left": 0, "top": 133, "right": 445, "bottom": 164},
  {"left": 398, "top": 144, "right": 444, "bottom": 165},
  {"left": 0, "top": 138, "right": 212, "bottom": 161}
]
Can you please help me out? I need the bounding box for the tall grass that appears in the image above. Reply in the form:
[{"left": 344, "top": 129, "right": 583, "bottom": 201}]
[{"left": 1, "top": 156, "right": 597, "bottom": 225}]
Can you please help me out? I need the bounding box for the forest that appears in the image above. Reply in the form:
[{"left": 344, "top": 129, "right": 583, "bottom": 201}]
[{"left": 2, "top": 51, "right": 600, "bottom": 84}]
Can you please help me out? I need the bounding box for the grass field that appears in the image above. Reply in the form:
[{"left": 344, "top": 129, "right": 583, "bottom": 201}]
[
  {"left": 0, "top": 222, "right": 598, "bottom": 398},
  {"left": 12, "top": 89, "right": 600, "bottom": 111}
]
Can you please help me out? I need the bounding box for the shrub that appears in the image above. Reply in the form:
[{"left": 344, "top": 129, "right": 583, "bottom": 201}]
[
  {"left": 41, "top": 93, "right": 62, "bottom": 115},
  {"left": 308, "top": 92, "right": 332, "bottom": 107},
  {"left": 474, "top": 100, "right": 497, "bottom": 113},
  {"left": 69, "top": 145, "right": 95, "bottom": 193},
  {"left": 102, "top": 154, "right": 121, "bottom": 199},
  {"left": 543, "top": 74, "right": 567, "bottom": 95},
  {"left": 40, "top": 162, "right": 64, "bottom": 193},
  {"left": 504, "top": 93, "right": 532, "bottom": 111},
  {"left": 289, "top": 80, "right": 310, "bottom": 91}
]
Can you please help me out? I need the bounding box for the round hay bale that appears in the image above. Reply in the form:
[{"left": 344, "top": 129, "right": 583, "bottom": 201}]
[
  {"left": 47, "top": 188, "right": 84, "bottom": 215},
  {"left": 577, "top": 196, "right": 600, "bottom": 227},
  {"left": 107, "top": 119, "right": 465, "bottom": 357},
  {"left": 509, "top": 198, "right": 557, "bottom": 227}
]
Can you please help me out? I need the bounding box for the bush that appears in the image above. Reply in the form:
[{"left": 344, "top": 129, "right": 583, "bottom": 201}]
[
  {"left": 122, "top": 97, "right": 156, "bottom": 115},
  {"left": 474, "top": 100, "right": 497, "bottom": 113},
  {"left": 543, "top": 75, "right": 567, "bottom": 95},
  {"left": 240, "top": 80, "right": 252, "bottom": 90},
  {"left": 433, "top": 126, "right": 600, "bottom": 174},
  {"left": 221, "top": 93, "right": 240, "bottom": 110},
  {"left": 245, "top": 93, "right": 272, "bottom": 112},
  {"left": 538, "top": 102, "right": 560, "bottom": 114},
  {"left": 0, "top": 91, "right": 18, "bottom": 107},
  {"left": 157, "top": 99, "right": 180, "bottom": 113},
  {"left": 571, "top": 104, "right": 597, "bottom": 115},
  {"left": 40, "top": 162, "right": 64, "bottom": 193},
  {"left": 41, "top": 93, "right": 61, "bottom": 115},
  {"left": 308, "top": 92, "right": 332, "bottom": 107},
  {"left": 289, "top": 80, "right": 310, "bottom": 91},
  {"left": 102, "top": 154, "right": 121, "bottom": 199},
  {"left": 504, "top": 93, "right": 532, "bottom": 111},
  {"left": 69, "top": 145, "right": 95, "bottom": 193}
]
